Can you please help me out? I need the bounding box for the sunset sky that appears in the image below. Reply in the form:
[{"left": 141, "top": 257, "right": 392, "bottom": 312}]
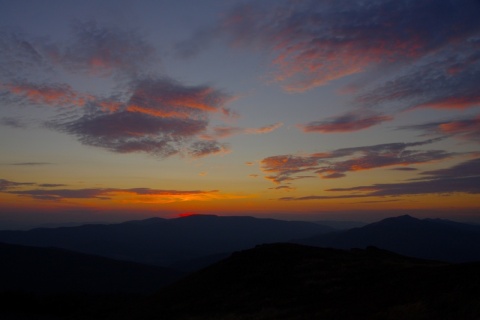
[{"left": 1, "top": 0, "right": 479, "bottom": 229}]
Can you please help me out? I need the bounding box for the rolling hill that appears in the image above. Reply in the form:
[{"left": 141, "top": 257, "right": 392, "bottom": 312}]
[{"left": 107, "top": 243, "right": 480, "bottom": 320}]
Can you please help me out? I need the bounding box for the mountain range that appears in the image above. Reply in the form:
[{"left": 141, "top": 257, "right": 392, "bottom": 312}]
[
  {"left": 296, "top": 215, "right": 480, "bottom": 262},
  {"left": 2, "top": 214, "right": 480, "bottom": 319},
  {"left": 0, "top": 215, "right": 332, "bottom": 267}
]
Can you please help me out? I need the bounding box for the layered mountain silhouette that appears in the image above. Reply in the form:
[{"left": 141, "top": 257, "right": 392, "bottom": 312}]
[
  {"left": 0, "top": 215, "right": 332, "bottom": 267},
  {"left": 0, "top": 242, "right": 183, "bottom": 319},
  {"left": 108, "top": 243, "right": 480, "bottom": 320},
  {"left": 2, "top": 214, "right": 480, "bottom": 319},
  {"left": 0, "top": 242, "right": 182, "bottom": 294},
  {"left": 296, "top": 215, "right": 480, "bottom": 262}
]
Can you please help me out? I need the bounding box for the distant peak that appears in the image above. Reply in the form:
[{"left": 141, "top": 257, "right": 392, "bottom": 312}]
[
  {"left": 394, "top": 215, "right": 418, "bottom": 221},
  {"left": 371, "top": 215, "right": 420, "bottom": 226}
]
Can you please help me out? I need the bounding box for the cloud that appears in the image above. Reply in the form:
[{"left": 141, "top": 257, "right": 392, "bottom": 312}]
[
  {"left": 188, "top": 140, "right": 229, "bottom": 158},
  {"left": 0, "top": 179, "right": 35, "bottom": 191},
  {"left": 50, "top": 21, "right": 157, "bottom": 77},
  {"left": 390, "top": 167, "right": 418, "bottom": 171},
  {"left": 0, "top": 21, "right": 241, "bottom": 161},
  {"left": 420, "top": 157, "right": 480, "bottom": 179},
  {"left": 261, "top": 138, "right": 452, "bottom": 183},
  {"left": 280, "top": 157, "right": 480, "bottom": 200},
  {"left": 2, "top": 82, "right": 91, "bottom": 108},
  {"left": 299, "top": 110, "right": 392, "bottom": 133},
  {"left": 42, "top": 77, "right": 234, "bottom": 158},
  {"left": 401, "top": 114, "right": 480, "bottom": 143},
  {"left": 269, "top": 185, "right": 295, "bottom": 192},
  {"left": 0, "top": 117, "right": 26, "bottom": 128},
  {"left": 202, "top": 122, "right": 283, "bottom": 140},
  {"left": 357, "top": 40, "right": 480, "bottom": 110},
  {"left": 9, "top": 162, "right": 53, "bottom": 166},
  {"left": 0, "top": 28, "right": 47, "bottom": 80},
  {"left": 245, "top": 122, "right": 283, "bottom": 134},
  {"left": 1, "top": 180, "right": 221, "bottom": 202},
  {"left": 281, "top": 176, "right": 480, "bottom": 200},
  {"left": 218, "top": 0, "right": 480, "bottom": 92}
]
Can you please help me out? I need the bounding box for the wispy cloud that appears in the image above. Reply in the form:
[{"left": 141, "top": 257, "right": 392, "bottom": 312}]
[
  {"left": 299, "top": 110, "right": 392, "bottom": 133},
  {"left": 12, "top": 77, "right": 235, "bottom": 158},
  {"left": 261, "top": 138, "right": 452, "bottom": 183},
  {"left": 202, "top": 122, "right": 283, "bottom": 140},
  {"left": 0, "top": 178, "right": 227, "bottom": 203},
  {"left": 2, "top": 82, "right": 91, "bottom": 107},
  {"left": 49, "top": 21, "right": 158, "bottom": 77},
  {"left": 280, "top": 157, "right": 480, "bottom": 200},
  {"left": 8, "top": 162, "right": 54, "bottom": 166},
  {"left": 357, "top": 41, "right": 480, "bottom": 110},
  {"left": 0, "top": 22, "right": 238, "bottom": 160},
  {"left": 0, "top": 117, "right": 26, "bottom": 128},
  {"left": 390, "top": 167, "right": 418, "bottom": 171},
  {"left": 0, "top": 179, "right": 35, "bottom": 191},
  {"left": 216, "top": 0, "right": 480, "bottom": 92},
  {"left": 9, "top": 187, "right": 220, "bottom": 202},
  {"left": 0, "top": 28, "right": 48, "bottom": 80},
  {"left": 401, "top": 114, "right": 480, "bottom": 143}
]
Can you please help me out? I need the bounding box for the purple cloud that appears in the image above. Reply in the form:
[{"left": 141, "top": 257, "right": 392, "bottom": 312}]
[
  {"left": 216, "top": 0, "right": 480, "bottom": 92},
  {"left": 0, "top": 29, "right": 47, "bottom": 80},
  {"left": 280, "top": 157, "right": 480, "bottom": 200},
  {"left": 400, "top": 114, "right": 480, "bottom": 143},
  {"left": 50, "top": 21, "right": 157, "bottom": 77},
  {"left": 0, "top": 179, "right": 35, "bottom": 191},
  {"left": 357, "top": 40, "right": 480, "bottom": 110},
  {"left": 261, "top": 138, "right": 452, "bottom": 183},
  {"left": 0, "top": 178, "right": 221, "bottom": 202},
  {"left": 299, "top": 110, "right": 392, "bottom": 133},
  {"left": 0, "top": 117, "right": 26, "bottom": 128},
  {"left": 42, "top": 77, "right": 234, "bottom": 158}
]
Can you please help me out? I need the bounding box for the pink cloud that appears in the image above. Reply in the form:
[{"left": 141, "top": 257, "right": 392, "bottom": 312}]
[
  {"left": 401, "top": 114, "right": 480, "bottom": 143},
  {"left": 261, "top": 138, "right": 453, "bottom": 184},
  {"left": 3, "top": 82, "right": 92, "bottom": 107},
  {"left": 220, "top": 0, "right": 480, "bottom": 92},
  {"left": 202, "top": 122, "right": 283, "bottom": 140}
]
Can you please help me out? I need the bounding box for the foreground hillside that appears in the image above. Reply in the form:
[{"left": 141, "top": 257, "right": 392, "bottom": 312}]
[
  {"left": 0, "top": 242, "right": 183, "bottom": 319},
  {"left": 110, "top": 243, "right": 480, "bottom": 320}
]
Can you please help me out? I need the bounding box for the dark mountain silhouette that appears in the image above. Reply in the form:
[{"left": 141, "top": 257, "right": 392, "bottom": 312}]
[
  {"left": 296, "top": 215, "right": 480, "bottom": 262},
  {"left": 0, "top": 242, "right": 182, "bottom": 294},
  {"left": 313, "top": 219, "right": 366, "bottom": 230},
  {"left": 107, "top": 243, "right": 480, "bottom": 320},
  {"left": 0, "top": 215, "right": 333, "bottom": 267}
]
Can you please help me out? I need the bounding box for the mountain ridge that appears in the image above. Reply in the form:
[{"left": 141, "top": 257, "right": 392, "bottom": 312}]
[
  {"left": 0, "top": 215, "right": 333, "bottom": 267},
  {"left": 295, "top": 214, "right": 480, "bottom": 262}
]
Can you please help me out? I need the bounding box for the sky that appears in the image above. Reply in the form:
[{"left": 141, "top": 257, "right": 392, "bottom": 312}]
[{"left": 1, "top": 0, "right": 480, "bottom": 229}]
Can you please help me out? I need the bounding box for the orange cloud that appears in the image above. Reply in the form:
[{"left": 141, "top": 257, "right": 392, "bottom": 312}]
[
  {"left": 4, "top": 83, "right": 92, "bottom": 107},
  {"left": 401, "top": 114, "right": 480, "bottom": 143},
  {"left": 201, "top": 122, "right": 283, "bottom": 140},
  {"left": 261, "top": 138, "right": 453, "bottom": 184},
  {"left": 417, "top": 97, "right": 480, "bottom": 110}
]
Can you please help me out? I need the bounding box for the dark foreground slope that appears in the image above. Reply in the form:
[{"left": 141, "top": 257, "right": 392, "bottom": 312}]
[
  {"left": 0, "top": 242, "right": 182, "bottom": 294},
  {"left": 0, "top": 215, "right": 332, "bottom": 267},
  {"left": 297, "top": 215, "right": 480, "bottom": 262},
  {"left": 0, "top": 242, "right": 183, "bottom": 319},
  {"left": 110, "top": 243, "right": 480, "bottom": 320}
]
